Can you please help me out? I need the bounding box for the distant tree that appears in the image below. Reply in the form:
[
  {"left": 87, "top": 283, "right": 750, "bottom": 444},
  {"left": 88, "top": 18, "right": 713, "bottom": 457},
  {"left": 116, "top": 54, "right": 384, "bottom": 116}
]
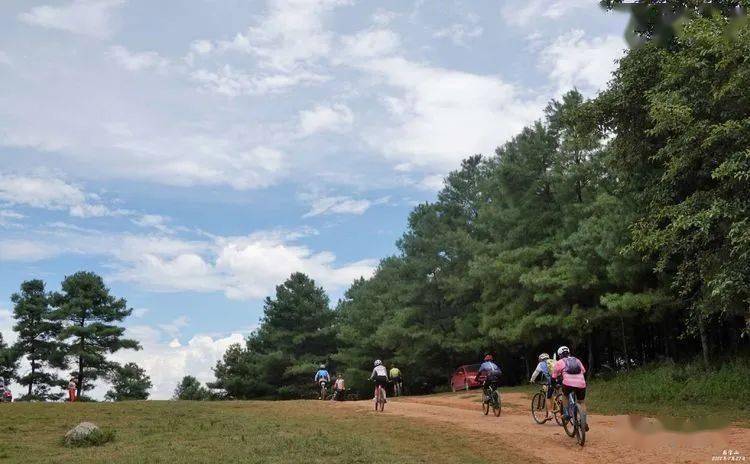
[
  {"left": 51, "top": 271, "right": 141, "bottom": 398},
  {"left": 212, "top": 272, "right": 337, "bottom": 399},
  {"left": 174, "top": 375, "right": 209, "bottom": 400},
  {"left": 0, "top": 332, "right": 19, "bottom": 385},
  {"left": 11, "top": 280, "right": 65, "bottom": 400},
  {"left": 105, "top": 362, "right": 152, "bottom": 401}
]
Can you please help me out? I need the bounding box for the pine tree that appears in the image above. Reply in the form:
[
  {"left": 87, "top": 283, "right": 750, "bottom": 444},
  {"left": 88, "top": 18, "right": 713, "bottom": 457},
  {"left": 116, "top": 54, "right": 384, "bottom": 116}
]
[
  {"left": 51, "top": 271, "right": 141, "bottom": 397},
  {"left": 11, "top": 280, "right": 65, "bottom": 400}
]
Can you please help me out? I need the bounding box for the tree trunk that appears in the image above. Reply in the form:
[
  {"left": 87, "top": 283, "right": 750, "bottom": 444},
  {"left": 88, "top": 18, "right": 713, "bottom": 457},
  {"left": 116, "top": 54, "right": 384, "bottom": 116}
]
[
  {"left": 28, "top": 359, "right": 35, "bottom": 397},
  {"left": 698, "top": 315, "right": 710, "bottom": 366},
  {"left": 587, "top": 333, "right": 595, "bottom": 378},
  {"left": 620, "top": 315, "right": 629, "bottom": 369},
  {"left": 77, "top": 354, "right": 83, "bottom": 398}
]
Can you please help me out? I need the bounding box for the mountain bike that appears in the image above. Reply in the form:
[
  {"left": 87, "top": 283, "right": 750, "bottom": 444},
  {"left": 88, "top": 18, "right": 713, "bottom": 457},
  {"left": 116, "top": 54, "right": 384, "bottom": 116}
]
[
  {"left": 374, "top": 382, "right": 386, "bottom": 412},
  {"left": 481, "top": 382, "right": 501, "bottom": 417},
  {"left": 318, "top": 380, "right": 328, "bottom": 400},
  {"left": 560, "top": 389, "right": 587, "bottom": 446},
  {"left": 393, "top": 379, "right": 403, "bottom": 397},
  {"left": 531, "top": 383, "right": 562, "bottom": 425}
]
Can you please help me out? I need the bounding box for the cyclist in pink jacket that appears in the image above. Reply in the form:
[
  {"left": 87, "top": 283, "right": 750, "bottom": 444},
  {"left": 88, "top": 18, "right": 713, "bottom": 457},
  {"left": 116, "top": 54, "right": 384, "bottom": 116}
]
[{"left": 552, "top": 346, "right": 589, "bottom": 430}]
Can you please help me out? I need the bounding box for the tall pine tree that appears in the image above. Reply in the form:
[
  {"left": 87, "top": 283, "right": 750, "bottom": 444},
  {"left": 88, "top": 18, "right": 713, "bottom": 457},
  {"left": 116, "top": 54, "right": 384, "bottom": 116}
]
[
  {"left": 51, "top": 271, "right": 140, "bottom": 397},
  {"left": 11, "top": 280, "right": 65, "bottom": 400}
]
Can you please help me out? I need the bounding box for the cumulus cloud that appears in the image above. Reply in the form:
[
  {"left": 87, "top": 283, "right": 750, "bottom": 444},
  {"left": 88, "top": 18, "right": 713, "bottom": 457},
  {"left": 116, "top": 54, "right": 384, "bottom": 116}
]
[
  {"left": 542, "top": 30, "right": 625, "bottom": 95},
  {"left": 359, "top": 57, "right": 542, "bottom": 169},
  {"left": 0, "top": 173, "right": 116, "bottom": 218},
  {"left": 18, "top": 0, "right": 125, "bottom": 39},
  {"left": 0, "top": 226, "right": 375, "bottom": 300},
  {"left": 298, "top": 103, "right": 353, "bottom": 136}
]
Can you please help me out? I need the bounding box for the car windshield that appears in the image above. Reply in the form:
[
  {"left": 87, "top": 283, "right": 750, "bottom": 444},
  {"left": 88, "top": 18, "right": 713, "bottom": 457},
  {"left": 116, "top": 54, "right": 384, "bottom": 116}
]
[{"left": 465, "top": 364, "right": 481, "bottom": 373}]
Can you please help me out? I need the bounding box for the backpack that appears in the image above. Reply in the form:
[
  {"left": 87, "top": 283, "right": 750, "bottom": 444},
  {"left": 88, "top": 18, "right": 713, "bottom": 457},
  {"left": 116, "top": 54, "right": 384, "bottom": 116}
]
[
  {"left": 544, "top": 359, "right": 555, "bottom": 376},
  {"left": 563, "top": 357, "right": 582, "bottom": 375}
]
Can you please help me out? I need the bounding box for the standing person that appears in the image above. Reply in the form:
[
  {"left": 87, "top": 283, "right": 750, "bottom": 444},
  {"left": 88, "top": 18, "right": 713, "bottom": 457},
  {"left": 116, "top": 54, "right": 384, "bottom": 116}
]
[
  {"left": 530, "top": 353, "right": 556, "bottom": 422},
  {"left": 552, "top": 346, "right": 588, "bottom": 431},
  {"left": 368, "top": 359, "right": 389, "bottom": 403},
  {"left": 389, "top": 365, "right": 402, "bottom": 396},
  {"left": 68, "top": 378, "right": 77, "bottom": 402}
]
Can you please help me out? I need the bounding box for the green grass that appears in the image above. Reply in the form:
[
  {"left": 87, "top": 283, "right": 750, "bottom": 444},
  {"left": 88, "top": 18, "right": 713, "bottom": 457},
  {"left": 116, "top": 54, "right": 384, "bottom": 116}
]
[
  {"left": 586, "top": 360, "right": 750, "bottom": 428},
  {"left": 509, "top": 360, "right": 750, "bottom": 429},
  {"left": 0, "top": 400, "right": 525, "bottom": 464}
]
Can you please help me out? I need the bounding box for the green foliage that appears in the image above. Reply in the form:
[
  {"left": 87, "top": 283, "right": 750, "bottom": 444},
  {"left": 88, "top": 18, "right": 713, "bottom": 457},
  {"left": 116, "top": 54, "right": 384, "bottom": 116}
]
[
  {"left": 51, "top": 271, "right": 141, "bottom": 396},
  {"left": 0, "top": 332, "right": 18, "bottom": 385},
  {"left": 105, "top": 362, "right": 152, "bottom": 401},
  {"left": 11, "top": 280, "right": 65, "bottom": 400},
  {"left": 173, "top": 375, "right": 210, "bottom": 400},
  {"left": 212, "top": 273, "right": 337, "bottom": 399}
]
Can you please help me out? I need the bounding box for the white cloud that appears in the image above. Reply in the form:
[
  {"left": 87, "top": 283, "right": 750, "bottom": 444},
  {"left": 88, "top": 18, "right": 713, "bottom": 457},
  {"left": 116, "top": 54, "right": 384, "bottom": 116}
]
[
  {"left": 542, "top": 30, "right": 625, "bottom": 95},
  {"left": 359, "top": 57, "right": 542, "bottom": 169},
  {"left": 298, "top": 103, "right": 353, "bottom": 136},
  {"left": 418, "top": 174, "right": 445, "bottom": 191},
  {"left": 0, "top": 174, "right": 119, "bottom": 218},
  {"left": 105, "top": 324, "right": 246, "bottom": 399},
  {"left": 18, "top": 0, "right": 125, "bottom": 39},
  {"left": 302, "top": 195, "right": 381, "bottom": 217},
  {"left": 215, "top": 0, "right": 351, "bottom": 71},
  {"left": 340, "top": 28, "right": 401, "bottom": 58},
  {"left": 108, "top": 46, "right": 169, "bottom": 72},
  {"left": 372, "top": 9, "right": 399, "bottom": 26},
  {"left": 433, "top": 23, "right": 483, "bottom": 46},
  {"left": 502, "top": 0, "right": 592, "bottom": 27},
  {"left": 0, "top": 51, "right": 11, "bottom": 66},
  {"left": 0, "top": 226, "right": 375, "bottom": 300},
  {"left": 191, "top": 65, "right": 328, "bottom": 97}
]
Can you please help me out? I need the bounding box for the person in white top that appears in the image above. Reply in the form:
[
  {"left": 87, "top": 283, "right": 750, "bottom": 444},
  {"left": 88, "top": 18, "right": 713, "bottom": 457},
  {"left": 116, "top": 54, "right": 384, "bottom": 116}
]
[{"left": 368, "top": 359, "right": 389, "bottom": 402}]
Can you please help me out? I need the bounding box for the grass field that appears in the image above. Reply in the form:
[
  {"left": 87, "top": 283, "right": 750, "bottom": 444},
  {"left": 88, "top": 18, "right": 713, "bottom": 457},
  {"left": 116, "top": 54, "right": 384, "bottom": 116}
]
[{"left": 0, "top": 400, "right": 525, "bottom": 464}]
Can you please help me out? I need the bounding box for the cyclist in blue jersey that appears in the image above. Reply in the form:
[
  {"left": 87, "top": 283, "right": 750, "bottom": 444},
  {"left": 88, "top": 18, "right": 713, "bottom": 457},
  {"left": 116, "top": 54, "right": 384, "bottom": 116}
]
[{"left": 314, "top": 364, "right": 331, "bottom": 399}]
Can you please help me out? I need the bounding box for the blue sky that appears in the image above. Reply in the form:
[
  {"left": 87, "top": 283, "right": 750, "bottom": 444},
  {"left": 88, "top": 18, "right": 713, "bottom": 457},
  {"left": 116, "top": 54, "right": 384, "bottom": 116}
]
[{"left": 0, "top": 0, "right": 629, "bottom": 398}]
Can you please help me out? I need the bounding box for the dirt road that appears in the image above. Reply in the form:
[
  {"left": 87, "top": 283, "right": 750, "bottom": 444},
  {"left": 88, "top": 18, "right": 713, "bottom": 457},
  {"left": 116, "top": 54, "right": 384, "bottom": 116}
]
[{"left": 340, "top": 391, "right": 750, "bottom": 463}]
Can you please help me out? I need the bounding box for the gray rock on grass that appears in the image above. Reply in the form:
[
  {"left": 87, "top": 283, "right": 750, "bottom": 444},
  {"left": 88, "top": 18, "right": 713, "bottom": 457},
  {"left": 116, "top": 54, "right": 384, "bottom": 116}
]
[{"left": 64, "top": 422, "right": 100, "bottom": 445}]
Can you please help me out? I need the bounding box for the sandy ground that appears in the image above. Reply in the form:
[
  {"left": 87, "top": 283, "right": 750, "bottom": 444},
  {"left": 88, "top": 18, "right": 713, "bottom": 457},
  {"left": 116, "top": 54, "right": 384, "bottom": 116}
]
[{"left": 338, "top": 391, "right": 750, "bottom": 464}]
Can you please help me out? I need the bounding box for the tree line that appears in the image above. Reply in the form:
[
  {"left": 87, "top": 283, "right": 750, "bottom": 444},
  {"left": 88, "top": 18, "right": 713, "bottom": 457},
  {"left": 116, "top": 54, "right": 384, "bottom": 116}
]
[
  {"left": 210, "top": 6, "right": 750, "bottom": 399},
  {"left": 0, "top": 272, "right": 150, "bottom": 401}
]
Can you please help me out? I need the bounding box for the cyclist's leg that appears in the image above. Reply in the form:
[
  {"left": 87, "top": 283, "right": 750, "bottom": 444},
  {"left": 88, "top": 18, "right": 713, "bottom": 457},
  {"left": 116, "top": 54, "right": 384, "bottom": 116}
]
[{"left": 561, "top": 385, "right": 572, "bottom": 418}]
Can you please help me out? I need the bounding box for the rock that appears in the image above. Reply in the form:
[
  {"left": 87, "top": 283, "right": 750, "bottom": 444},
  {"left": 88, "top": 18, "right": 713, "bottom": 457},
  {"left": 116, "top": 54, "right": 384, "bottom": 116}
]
[{"left": 64, "top": 422, "right": 100, "bottom": 445}]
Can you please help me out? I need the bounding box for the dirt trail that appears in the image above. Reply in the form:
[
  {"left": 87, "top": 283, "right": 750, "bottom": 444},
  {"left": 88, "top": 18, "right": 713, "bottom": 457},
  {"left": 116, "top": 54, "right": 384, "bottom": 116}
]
[{"left": 339, "top": 391, "right": 750, "bottom": 464}]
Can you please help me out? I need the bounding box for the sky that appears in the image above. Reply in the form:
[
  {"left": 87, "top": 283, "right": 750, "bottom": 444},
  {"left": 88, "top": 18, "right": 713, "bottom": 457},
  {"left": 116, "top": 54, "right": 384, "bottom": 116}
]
[{"left": 0, "top": 0, "right": 630, "bottom": 399}]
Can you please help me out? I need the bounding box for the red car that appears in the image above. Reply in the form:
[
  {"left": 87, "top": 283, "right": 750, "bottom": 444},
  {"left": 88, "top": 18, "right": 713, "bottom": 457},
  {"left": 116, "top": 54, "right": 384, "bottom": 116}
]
[{"left": 450, "top": 364, "right": 482, "bottom": 391}]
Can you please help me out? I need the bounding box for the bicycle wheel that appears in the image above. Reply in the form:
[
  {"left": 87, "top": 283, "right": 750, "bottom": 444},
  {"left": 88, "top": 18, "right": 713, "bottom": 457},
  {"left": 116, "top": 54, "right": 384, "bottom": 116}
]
[
  {"left": 575, "top": 406, "right": 586, "bottom": 447},
  {"left": 321, "top": 386, "right": 327, "bottom": 400},
  {"left": 553, "top": 394, "right": 564, "bottom": 426},
  {"left": 482, "top": 392, "right": 490, "bottom": 415},
  {"left": 492, "top": 391, "right": 501, "bottom": 417},
  {"left": 562, "top": 402, "right": 576, "bottom": 437},
  {"left": 374, "top": 387, "right": 379, "bottom": 411},
  {"left": 531, "top": 392, "right": 547, "bottom": 424},
  {"left": 378, "top": 388, "right": 386, "bottom": 412}
]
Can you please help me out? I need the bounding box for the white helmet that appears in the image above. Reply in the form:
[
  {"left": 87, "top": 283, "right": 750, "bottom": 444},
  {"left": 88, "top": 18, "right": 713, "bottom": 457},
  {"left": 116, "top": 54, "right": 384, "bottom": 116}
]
[
  {"left": 557, "top": 346, "right": 570, "bottom": 357},
  {"left": 319, "top": 364, "right": 326, "bottom": 369},
  {"left": 538, "top": 353, "right": 549, "bottom": 361},
  {"left": 374, "top": 359, "right": 382, "bottom": 367}
]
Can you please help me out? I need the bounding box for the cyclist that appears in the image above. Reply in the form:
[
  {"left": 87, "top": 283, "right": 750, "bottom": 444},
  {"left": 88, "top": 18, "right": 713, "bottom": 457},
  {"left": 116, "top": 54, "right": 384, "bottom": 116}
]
[
  {"left": 332, "top": 373, "right": 346, "bottom": 401},
  {"left": 552, "top": 346, "right": 588, "bottom": 431},
  {"left": 389, "top": 365, "right": 402, "bottom": 395},
  {"left": 369, "top": 359, "right": 389, "bottom": 403},
  {"left": 475, "top": 354, "right": 501, "bottom": 400},
  {"left": 529, "top": 353, "right": 556, "bottom": 422},
  {"left": 314, "top": 364, "right": 331, "bottom": 399}
]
